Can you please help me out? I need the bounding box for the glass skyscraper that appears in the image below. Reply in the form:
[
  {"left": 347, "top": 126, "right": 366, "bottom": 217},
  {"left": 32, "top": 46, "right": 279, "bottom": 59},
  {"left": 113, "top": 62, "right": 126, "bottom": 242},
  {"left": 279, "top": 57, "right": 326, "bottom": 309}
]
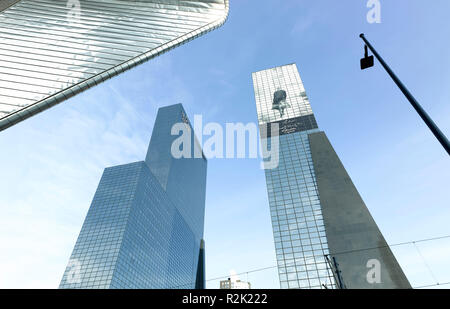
[
  {"left": 253, "top": 64, "right": 335, "bottom": 289},
  {"left": 252, "top": 64, "right": 411, "bottom": 289},
  {"left": 59, "top": 103, "right": 207, "bottom": 289},
  {"left": 0, "top": 0, "right": 229, "bottom": 131}
]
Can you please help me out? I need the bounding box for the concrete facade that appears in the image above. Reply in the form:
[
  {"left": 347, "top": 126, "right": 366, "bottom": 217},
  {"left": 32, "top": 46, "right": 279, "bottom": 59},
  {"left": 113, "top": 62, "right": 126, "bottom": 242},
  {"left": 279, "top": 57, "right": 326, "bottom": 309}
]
[{"left": 308, "top": 131, "right": 411, "bottom": 289}]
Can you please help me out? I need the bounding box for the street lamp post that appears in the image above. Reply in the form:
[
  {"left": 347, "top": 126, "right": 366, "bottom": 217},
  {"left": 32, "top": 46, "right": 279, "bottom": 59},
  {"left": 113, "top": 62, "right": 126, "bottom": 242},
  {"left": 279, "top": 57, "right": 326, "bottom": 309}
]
[{"left": 359, "top": 33, "right": 450, "bottom": 156}]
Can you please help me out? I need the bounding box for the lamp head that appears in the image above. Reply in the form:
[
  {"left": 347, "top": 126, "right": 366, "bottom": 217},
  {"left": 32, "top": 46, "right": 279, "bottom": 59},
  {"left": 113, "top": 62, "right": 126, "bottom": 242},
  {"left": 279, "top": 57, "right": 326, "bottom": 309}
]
[{"left": 361, "top": 55, "right": 374, "bottom": 70}]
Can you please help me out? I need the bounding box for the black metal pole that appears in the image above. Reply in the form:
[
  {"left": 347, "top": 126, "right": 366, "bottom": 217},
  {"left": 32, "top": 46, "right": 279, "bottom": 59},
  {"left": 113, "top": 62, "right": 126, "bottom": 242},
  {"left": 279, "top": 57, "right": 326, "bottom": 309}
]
[
  {"left": 360, "top": 33, "right": 450, "bottom": 156},
  {"left": 332, "top": 257, "right": 346, "bottom": 289}
]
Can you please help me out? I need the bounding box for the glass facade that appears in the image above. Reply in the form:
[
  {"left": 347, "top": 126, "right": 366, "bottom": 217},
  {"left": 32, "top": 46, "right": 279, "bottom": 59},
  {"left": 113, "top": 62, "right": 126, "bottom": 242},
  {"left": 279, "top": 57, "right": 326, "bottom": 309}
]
[
  {"left": 0, "top": 0, "right": 229, "bottom": 131},
  {"left": 59, "top": 103, "right": 207, "bottom": 289},
  {"left": 252, "top": 64, "right": 336, "bottom": 289}
]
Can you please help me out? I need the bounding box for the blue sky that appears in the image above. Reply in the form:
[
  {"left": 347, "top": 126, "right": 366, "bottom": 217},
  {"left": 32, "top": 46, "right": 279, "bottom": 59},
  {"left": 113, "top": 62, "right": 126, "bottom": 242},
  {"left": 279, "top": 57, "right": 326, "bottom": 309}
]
[{"left": 1, "top": 0, "right": 450, "bottom": 289}]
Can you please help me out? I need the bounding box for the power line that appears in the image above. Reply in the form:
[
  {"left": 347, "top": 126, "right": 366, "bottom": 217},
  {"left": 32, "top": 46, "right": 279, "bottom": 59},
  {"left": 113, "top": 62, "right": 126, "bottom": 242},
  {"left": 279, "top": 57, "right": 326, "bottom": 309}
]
[
  {"left": 206, "top": 265, "right": 278, "bottom": 283},
  {"left": 169, "top": 234, "right": 450, "bottom": 289},
  {"left": 205, "top": 234, "right": 450, "bottom": 281},
  {"left": 414, "top": 282, "right": 450, "bottom": 289},
  {"left": 413, "top": 241, "right": 439, "bottom": 284},
  {"left": 324, "top": 235, "right": 450, "bottom": 257}
]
